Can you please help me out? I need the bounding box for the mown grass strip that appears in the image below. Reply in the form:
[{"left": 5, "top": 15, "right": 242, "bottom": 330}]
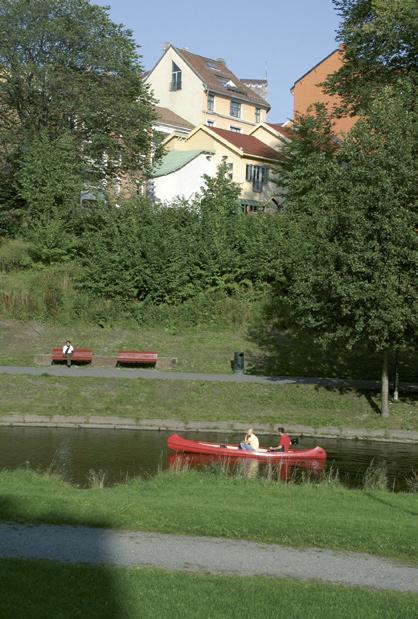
[
  {"left": 0, "top": 559, "right": 417, "bottom": 619},
  {"left": 0, "top": 374, "right": 417, "bottom": 430},
  {"left": 0, "top": 470, "right": 416, "bottom": 564}
]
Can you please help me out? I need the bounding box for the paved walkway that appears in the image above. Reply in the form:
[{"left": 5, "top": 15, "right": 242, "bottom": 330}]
[
  {"left": 0, "top": 523, "right": 417, "bottom": 592},
  {"left": 1, "top": 365, "right": 417, "bottom": 392}
]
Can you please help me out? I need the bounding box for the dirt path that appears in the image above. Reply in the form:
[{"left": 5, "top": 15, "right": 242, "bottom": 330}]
[{"left": 1, "top": 523, "right": 417, "bottom": 592}]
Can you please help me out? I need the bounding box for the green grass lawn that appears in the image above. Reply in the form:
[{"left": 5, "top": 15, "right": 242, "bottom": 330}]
[
  {"left": 1, "top": 373, "right": 417, "bottom": 430},
  {"left": 1, "top": 469, "right": 416, "bottom": 563},
  {"left": 0, "top": 318, "right": 416, "bottom": 381},
  {"left": 1, "top": 559, "right": 416, "bottom": 619}
]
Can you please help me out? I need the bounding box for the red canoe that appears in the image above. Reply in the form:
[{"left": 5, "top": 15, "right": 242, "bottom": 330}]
[{"left": 167, "top": 434, "right": 326, "bottom": 461}]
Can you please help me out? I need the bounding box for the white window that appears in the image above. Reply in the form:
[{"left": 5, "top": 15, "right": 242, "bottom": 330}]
[
  {"left": 207, "top": 93, "right": 215, "bottom": 112},
  {"left": 207, "top": 120, "right": 215, "bottom": 127},
  {"left": 230, "top": 99, "right": 241, "bottom": 118},
  {"left": 230, "top": 126, "right": 241, "bottom": 133},
  {"left": 255, "top": 107, "right": 261, "bottom": 123}
]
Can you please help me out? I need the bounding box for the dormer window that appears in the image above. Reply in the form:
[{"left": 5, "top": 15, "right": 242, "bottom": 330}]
[{"left": 170, "top": 62, "right": 182, "bottom": 91}]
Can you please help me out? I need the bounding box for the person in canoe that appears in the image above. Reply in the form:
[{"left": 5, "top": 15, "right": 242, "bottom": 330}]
[
  {"left": 239, "top": 428, "right": 259, "bottom": 451},
  {"left": 269, "top": 427, "right": 291, "bottom": 452}
]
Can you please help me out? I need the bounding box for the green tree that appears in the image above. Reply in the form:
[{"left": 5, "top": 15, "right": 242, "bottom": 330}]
[
  {"left": 196, "top": 162, "right": 241, "bottom": 287},
  {"left": 0, "top": 0, "right": 156, "bottom": 232},
  {"left": 324, "top": 0, "right": 417, "bottom": 116},
  {"left": 274, "top": 83, "right": 417, "bottom": 416}
]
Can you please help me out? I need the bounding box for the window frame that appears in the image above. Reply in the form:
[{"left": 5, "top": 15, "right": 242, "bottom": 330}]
[
  {"left": 246, "top": 164, "right": 269, "bottom": 193},
  {"left": 171, "top": 61, "right": 182, "bottom": 91},
  {"left": 230, "top": 99, "right": 241, "bottom": 118},
  {"left": 207, "top": 93, "right": 215, "bottom": 112}
]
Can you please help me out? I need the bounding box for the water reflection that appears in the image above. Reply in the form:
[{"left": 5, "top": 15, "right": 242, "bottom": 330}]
[
  {"left": 167, "top": 452, "right": 326, "bottom": 482},
  {"left": 0, "top": 426, "right": 416, "bottom": 490}
]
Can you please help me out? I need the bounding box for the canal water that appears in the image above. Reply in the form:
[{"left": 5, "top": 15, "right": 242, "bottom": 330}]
[{"left": 0, "top": 426, "right": 416, "bottom": 491}]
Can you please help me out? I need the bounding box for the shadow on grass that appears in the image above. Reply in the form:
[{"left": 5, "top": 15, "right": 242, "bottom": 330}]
[
  {"left": 246, "top": 323, "right": 418, "bottom": 384},
  {"left": 0, "top": 496, "right": 122, "bottom": 618},
  {"left": 363, "top": 491, "right": 418, "bottom": 518}
]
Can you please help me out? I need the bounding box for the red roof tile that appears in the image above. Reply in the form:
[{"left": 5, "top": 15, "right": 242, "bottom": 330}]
[
  {"left": 209, "top": 127, "right": 279, "bottom": 159},
  {"left": 267, "top": 123, "right": 293, "bottom": 139}
]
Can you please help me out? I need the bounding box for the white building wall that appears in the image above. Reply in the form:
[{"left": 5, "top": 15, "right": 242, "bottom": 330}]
[
  {"left": 153, "top": 154, "right": 215, "bottom": 203},
  {"left": 146, "top": 48, "right": 205, "bottom": 127}
]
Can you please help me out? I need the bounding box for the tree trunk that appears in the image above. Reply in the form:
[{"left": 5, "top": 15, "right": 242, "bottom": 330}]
[
  {"left": 381, "top": 350, "right": 389, "bottom": 417},
  {"left": 393, "top": 349, "right": 399, "bottom": 402}
]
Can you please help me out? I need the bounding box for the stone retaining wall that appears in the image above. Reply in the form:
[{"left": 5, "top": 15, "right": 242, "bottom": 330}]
[{"left": 0, "top": 414, "right": 417, "bottom": 444}]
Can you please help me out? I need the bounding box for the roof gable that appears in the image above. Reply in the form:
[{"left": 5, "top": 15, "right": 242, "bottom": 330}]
[
  {"left": 209, "top": 127, "right": 279, "bottom": 160},
  {"left": 291, "top": 48, "right": 340, "bottom": 90}
]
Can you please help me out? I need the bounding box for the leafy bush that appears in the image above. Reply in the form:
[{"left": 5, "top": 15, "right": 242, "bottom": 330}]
[{"left": 0, "top": 238, "right": 32, "bottom": 271}]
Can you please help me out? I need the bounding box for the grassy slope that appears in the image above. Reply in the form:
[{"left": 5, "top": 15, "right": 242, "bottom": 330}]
[
  {"left": 1, "top": 318, "right": 416, "bottom": 381},
  {"left": 1, "top": 559, "right": 416, "bottom": 619},
  {"left": 1, "top": 374, "right": 417, "bottom": 430},
  {"left": 0, "top": 470, "right": 417, "bottom": 563}
]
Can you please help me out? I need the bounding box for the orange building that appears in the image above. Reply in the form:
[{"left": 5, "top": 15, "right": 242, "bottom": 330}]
[{"left": 291, "top": 48, "right": 357, "bottom": 135}]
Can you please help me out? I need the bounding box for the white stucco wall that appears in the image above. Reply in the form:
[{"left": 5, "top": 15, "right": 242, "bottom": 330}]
[
  {"left": 152, "top": 153, "right": 215, "bottom": 203},
  {"left": 146, "top": 48, "right": 205, "bottom": 127}
]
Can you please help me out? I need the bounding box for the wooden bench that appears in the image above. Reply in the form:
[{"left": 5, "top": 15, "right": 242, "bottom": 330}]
[
  {"left": 116, "top": 351, "right": 158, "bottom": 367},
  {"left": 51, "top": 348, "right": 93, "bottom": 365}
]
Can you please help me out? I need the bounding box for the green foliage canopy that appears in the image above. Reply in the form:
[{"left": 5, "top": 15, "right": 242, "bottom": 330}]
[
  {"left": 325, "top": 0, "right": 418, "bottom": 115},
  {"left": 274, "top": 84, "right": 417, "bottom": 358},
  {"left": 0, "top": 0, "right": 156, "bottom": 232}
]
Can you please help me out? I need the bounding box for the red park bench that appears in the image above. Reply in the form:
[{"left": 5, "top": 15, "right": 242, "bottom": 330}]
[
  {"left": 51, "top": 348, "right": 93, "bottom": 365},
  {"left": 116, "top": 351, "right": 158, "bottom": 367}
]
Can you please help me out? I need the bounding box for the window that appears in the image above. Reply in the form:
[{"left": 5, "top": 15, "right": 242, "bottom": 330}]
[
  {"left": 246, "top": 165, "right": 268, "bottom": 192},
  {"left": 230, "top": 99, "right": 241, "bottom": 118},
  {"left": 255, "top": 107, "right": 261, "bottom": 123},
  {"left": 230, "top": 126, "right": 241, "bottom": 133},
  {"left": 226, "top": 162, "right": 233, "bottom": 180},
  {"left": 170, "top": 62, "right": 182, "bottom": 91},
  {"left": 207, "top": 93, "right": 215, "bottom": 112},
  {"left": 207, "top": 120, "right": 215, "bottom": 127}
]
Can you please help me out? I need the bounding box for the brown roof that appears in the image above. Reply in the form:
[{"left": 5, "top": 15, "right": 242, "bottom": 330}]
[
  {"left": 154, "top": 106, "right": 194, "bottom": 130},
  {"left": 174, "top": 47, "right": 270, "bottom": 109},
  {"left": 209, "top": 127, "right": 279, "bottom": 160},
  {"left": 266, "top": 123, "right": 293, "bottom": 139}
]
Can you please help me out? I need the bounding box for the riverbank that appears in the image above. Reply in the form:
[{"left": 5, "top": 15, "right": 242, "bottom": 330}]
[
  {"left": 1, "top": 374, "right": 417, "bottom": 434},
  {"left": 0, "top": 469, "right": 416, "bottom": 564},
  {"left": 1, "top": 413, "right": 418, "bottom": 444}
]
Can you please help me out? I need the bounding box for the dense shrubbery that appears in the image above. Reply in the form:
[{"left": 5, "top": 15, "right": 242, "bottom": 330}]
[{"left": 0, "top": 166, "right": 281, "bottom": 326}]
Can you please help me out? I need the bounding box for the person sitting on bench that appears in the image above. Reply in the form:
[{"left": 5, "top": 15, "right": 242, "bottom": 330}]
[{"left": 62, "top": 340, "right": 74, "bottom": 367}]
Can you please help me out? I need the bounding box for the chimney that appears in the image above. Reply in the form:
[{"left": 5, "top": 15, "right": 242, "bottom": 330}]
[{"left": 216, "top": 58, "right": 225, "bottom": 65}]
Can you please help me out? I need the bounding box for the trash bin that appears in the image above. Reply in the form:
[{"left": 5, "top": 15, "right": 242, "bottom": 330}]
[{"left": 233, "top": 352, "right": 245, "bottom": 374}]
